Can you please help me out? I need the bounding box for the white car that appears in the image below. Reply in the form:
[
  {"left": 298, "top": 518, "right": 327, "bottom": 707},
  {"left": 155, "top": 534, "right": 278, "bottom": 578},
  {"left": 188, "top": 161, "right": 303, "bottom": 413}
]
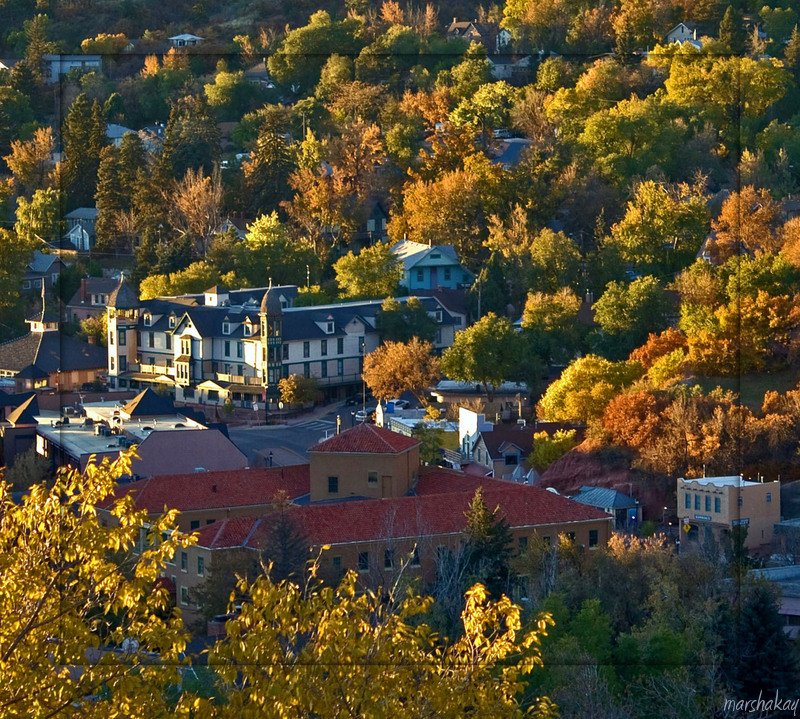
[
  {"left": 354, "top": 410, "right": 368, "bottom": 422},
  {"left": 389, "top": 399, "right": 410, "bottom": 409}
]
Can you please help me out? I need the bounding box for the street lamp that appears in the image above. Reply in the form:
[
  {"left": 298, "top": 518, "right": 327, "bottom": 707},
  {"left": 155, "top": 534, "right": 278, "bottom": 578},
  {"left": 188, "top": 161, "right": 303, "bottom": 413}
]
[
  {"left": 268, "top": 450, "right": 273, "bottom": 468},
  {"left": 360, "top": 338, "right": 366, "bottom": 412}
]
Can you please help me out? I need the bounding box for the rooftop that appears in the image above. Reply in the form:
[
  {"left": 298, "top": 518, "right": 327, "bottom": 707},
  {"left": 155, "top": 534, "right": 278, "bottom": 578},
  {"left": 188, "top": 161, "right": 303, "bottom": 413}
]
[
  {"left": 309, "top": 423, "right": 420, "bottom": 454},
  {"left": 681, "top": 475, "right": 766, "bottom": 488}
]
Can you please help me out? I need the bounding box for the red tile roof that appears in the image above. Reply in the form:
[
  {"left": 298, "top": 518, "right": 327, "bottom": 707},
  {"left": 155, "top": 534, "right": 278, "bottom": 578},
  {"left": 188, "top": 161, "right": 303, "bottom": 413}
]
[
  {"left": 415, "top": 466, "right": 485, "bottom": 495},
  {"left": 309, "top": 423, "right": 420, "bottom": 454},
  {"left": 104, "top": 465, "right": 310, "bottom": 513},
  {"left": 193, "top": 476, "right": 610, "bottom": 549}
]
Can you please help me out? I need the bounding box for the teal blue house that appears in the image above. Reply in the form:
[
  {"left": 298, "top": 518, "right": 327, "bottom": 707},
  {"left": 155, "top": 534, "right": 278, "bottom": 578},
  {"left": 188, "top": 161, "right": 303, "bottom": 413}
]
[{"left": 392, "top": 240, "right": 474, "bottom": 291}]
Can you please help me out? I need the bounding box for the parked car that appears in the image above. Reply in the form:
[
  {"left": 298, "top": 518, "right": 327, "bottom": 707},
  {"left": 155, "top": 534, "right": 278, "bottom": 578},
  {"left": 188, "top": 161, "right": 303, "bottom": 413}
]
[
  {"left": 354, "top": 409, "right": 368, "bottom": 422},
  {"left": 389, "top": 399, "right": 410, "bottom": 409}
]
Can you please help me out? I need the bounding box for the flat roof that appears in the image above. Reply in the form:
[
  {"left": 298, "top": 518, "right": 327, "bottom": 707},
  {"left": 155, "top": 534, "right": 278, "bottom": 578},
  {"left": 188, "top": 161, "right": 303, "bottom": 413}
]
[
  {"left": 35, "top": 412, "right": 206, "bottom": 459},
  {"left": 681, "top": 476, "right": 763, "bottom": 488}
]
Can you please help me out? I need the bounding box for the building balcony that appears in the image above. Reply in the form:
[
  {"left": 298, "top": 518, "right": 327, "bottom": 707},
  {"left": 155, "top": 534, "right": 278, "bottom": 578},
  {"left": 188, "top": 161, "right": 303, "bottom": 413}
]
[
  {"left": 215, "top": 372, "right": 261, "bottom": 386},
  {"left": 139, "top": 363, "right": 175, "bottom": 377}
]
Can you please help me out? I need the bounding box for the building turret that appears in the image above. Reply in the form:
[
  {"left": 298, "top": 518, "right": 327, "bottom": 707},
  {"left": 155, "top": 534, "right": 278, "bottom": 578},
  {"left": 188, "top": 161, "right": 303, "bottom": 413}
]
[
  {"left": 258, "top": 281, "right": 283, "bottom": 395},
  {"left": 107, "top": 278, "right": 140, "bottom": 389}
]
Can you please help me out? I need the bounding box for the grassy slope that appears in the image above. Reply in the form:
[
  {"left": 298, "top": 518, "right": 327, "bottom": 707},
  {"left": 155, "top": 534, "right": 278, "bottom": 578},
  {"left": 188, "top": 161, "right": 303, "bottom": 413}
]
[{"left": 691, "top": 367, "right": 800, "bottom": 410}]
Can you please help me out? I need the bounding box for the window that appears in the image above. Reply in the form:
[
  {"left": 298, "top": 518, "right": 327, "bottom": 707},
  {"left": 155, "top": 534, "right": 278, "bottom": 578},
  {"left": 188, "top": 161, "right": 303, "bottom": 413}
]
[
  {"left": 705, "top": 495, "right": 711, "bottom": 512},
  {"left": 328, "top": 476, "right": 339, "bottom": 494},
  {"left": 444, "top": 268, "right": 451, "bottom": 281},
  {"left": 110, "top": 356, "right": 115, "bottom": 371},
  {"left": 148, "top": 332, "right": 154, "bottom": 348},
  {"left": 368, "top": 471, "right": 378, "bottom": 484},
  {"left": 224, "top": 340, "right": 230, "bottom": 357},
  {"left": 367, "top": 219, "right": 376, "bottom": 232},
  {"left": 326, "top": 321, "right": 334, "bottom": 333},
  {"left": 435, "top": 329, "right": 442, "bottom": 344},
  {"left": 190, "top": 520, "right": 200, "bottom": 530},
  {"left": 206, "top": 519, "right": 215, "bottom": 525},
  {"left": 714, "top": 497, "right": 721, "bottom": 513},
  {"left": 337, "top": 337, "right": 344, "bottom": 355},
  {"left": 22, "top": 281, "right": 30, "bottom": 290},
  {"left": 118, "top": 330, "right": 126, "bottom": 346},
  {"left": 321, "top": 339, "right": 328, "bottom": 356},
  {"left": 197, "top": 556, "right": 204, "bottom": 577},
  {"left": 237, "top": 342, "right": 243, "bottom": 358},
  {"left": 566, "top": 532, "right": 576, "bottom": 542},
  {"left": 504, "top": 454, "right": 518, "bottom": 466},
  {"left": 589, "top": 530, "right": 599, "bottom": 547},
  {"left": 358, "top": 336, "right": 365, "bottom": 353},
  {"left": 180, "top": 587, "right": 189, "bottom": 605},
  {"left": 738, "top": 495, "right": 743, "bottom": 507},
  {"left": 684, "top": 493, "right": 691, "bottom": 509},
  {"left": 694, "top": 495, "right": 700, "bottom": 511},
  {"left": 518, "top": 536, "right": 528, "bottom": 553},
  {"left": 384, "top": 549, "right": 395, "bottom": 569},
  {"left": 119, "top": 357, "right": 127, "bottom": 371},
  {"left": 303, "top": 341, "right": 310, "bottom": 358},
  {"left": 358, "top": 551, "right": 369, "bottom": 572},
  {"left": 332, "top": 556, "right": 342, "bottom": 571},
  {"left": 166, "top": 334, "right": 172, "bottom": 350},
  {"left": 109, "top": 330, "right": 114, "bottom": 346},
  {"left": 416, "top": 269, "right": 424, "bottom": 282},
  {"left": 169, "top": 316, "right": 176, "bottom": 328},
  {"left": 181, "top": 338, "right": 191, "bottom": 355},
  {"left": 337, "top": 359, "right": 344, "bottom": 376},
  {"left": 283, "top": 343, "right": 289, "bottom": 360},
  {"left": 180, "top": 552, "right": 188, "bottom": 572},
  {"left": 222, "top": 322, "right": 230, "bottom": 335},
  {"left": 410, "top": 547, "right": 420, "bottom": 566},
  {"left": 766, "top": 492, "right": 772, "bottom": 503},
  {"left": 321, "top": 361, "right": 327, "bottom": 378},
  {"left": 303, "top": 362, "right": 310, "bottom": 378},
  {"left": 143, "top": 314, "right": 151, "bottom": 327}
]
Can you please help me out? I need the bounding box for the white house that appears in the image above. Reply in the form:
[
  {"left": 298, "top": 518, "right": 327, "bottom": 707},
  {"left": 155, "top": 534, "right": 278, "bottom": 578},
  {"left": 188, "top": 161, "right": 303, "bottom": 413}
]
[
  {"left": 42, "top": 54, "right": 101, "bottom": 83},
  {"left": 168, "top": 34, "right": 204, "bottom": 48}
]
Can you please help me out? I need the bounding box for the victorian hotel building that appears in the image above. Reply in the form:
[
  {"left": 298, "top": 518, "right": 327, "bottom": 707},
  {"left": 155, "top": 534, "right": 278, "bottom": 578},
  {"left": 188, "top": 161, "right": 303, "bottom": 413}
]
[{"left": 106, "top": 280, "right": 463, "bottom": 407}]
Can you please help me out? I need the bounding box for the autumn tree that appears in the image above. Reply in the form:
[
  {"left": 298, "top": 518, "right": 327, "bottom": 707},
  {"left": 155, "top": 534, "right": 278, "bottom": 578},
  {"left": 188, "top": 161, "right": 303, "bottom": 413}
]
[
  {"left": 709, "top": 186, "right": 782, "bottom": 262},
  {"left": 537, "top": 355, "right": 645, "bottom": 424},
  {"left": 528, "top": 229, "right": 584, "bottom": 293},
  {"left": 334, "top": 242, "right": 401, "bottom": 299},
  {"left": 362, "top": 338, "right": 440, "bottom": 405},
  {"left": 441, "top": 313, "right": 523, "bottom": 400},
  {"left": 3, "top": 127, "right": 53, "bottom": 196},
  {"left": 0, "top": 452, "right": 194, "bottom": 717},
  {"left": 203, "top": 571, "right": 557, "bottom": 718},
  {"left": 278, "top": 374, "right": 320, "bottom": 406},
  {"left": 520, "top": 288, "right": 584, "bottom": 365},
  {"left": 171, "top": 167, "right": 223, "bottom": 257},
  {"left": 14, "top": 188, "right": 60, "bottom": 245}
]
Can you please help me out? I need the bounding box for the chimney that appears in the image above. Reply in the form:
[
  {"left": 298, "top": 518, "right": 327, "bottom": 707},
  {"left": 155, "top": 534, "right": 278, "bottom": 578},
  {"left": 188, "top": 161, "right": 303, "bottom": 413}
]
[
  {"left": 336, "top": 414, "right": 341, "bottom": 434},
  {"left": 81, "top": 277, "right": 88, "bottom": 302}
]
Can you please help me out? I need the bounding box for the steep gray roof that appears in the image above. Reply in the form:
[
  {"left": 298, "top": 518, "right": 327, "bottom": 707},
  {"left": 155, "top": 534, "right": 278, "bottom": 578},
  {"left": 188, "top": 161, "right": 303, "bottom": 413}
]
[
  {"left": 571, "top": 486, "right": 638, "bottom": 510},
  {"left": 122, "top": 387, "right": 178, "bottom": 417},
  {"left": 108, "top": 279, "right": 139, "bottom": 309},
  {"left": 0, "top": 332, "right": 106, "bottom": 373},
  {"left": 6, "top": 394, "right": 39, "bottom": 425}
]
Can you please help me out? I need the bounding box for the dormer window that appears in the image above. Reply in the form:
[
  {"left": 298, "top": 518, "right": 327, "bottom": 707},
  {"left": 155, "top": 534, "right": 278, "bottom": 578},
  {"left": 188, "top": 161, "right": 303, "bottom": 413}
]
[
  {"left": 243, "top": 322, "right": 253, "bottom": 337},
  {"left": 435, "top": 310, "right": 443, "bottom": 323},
  {"left": 222, "top": 322, "right": 231, "bottom": 335},
  {"left": 327, "top": 321, "right": 334, "bottom": 333},
  {"left": 143, "top": 313, "right": 152, "bottom": 327},
  {"left": 168, "top": 315, "right": 176, "bottom": 328}
]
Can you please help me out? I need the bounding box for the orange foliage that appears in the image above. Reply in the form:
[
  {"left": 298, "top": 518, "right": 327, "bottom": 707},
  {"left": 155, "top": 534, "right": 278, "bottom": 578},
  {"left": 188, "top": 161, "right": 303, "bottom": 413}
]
[{"left": 629, "top": 327, "right": 687, "bottom": 369}]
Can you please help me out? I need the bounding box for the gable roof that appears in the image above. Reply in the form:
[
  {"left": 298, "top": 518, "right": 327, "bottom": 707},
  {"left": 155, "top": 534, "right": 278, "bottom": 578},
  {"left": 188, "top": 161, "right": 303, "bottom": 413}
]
[
  {"left": 66, "top": 277, "right": 119, "bottom": 307},
  {"left": 477, "top": 426, "right": 535, "bottom": 459},
  {"left": 27, "top": 251, "right": 61, "bottom": 275},
  {"left": 106, "top": 465, "right": 310, "bottom": 513},
  {"left": 310, "top": 423, "right": 420, "bottom": 454},
  {"left": 391, "top": 240, "right": 463, "bottom": 271},
  {"left": 131, "top": 428, "right": 248, "bottom": 478},
  {"left": 122, "top": 387, "right": 177, "bottom": 417},
  {"left": 64, "top": 207, "right": 98, "bottom": 221},
  {"left": 6, "top": 394, "right": 39, "bottom": 425}
]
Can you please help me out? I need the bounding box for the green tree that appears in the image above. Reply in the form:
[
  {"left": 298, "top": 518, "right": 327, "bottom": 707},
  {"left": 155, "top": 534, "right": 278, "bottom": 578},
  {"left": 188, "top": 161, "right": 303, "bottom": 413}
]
[
  {"left": 528, "top": 429, "right": 578, "bottom": 472},
  {"left": 592, "top": 276, "right": 671, "bottom": 359},
  {"left": 537, "top": 354, "right": 645, "bottom": 423},
  {"left": 450, "top": 81, "right": 521, "bottom": 133},
  {"left": 0, "top": 88, "right": 34, "bottom": 166},
  {"left": 94, "top": 145, "right": 126, "bottom": 252},
  {"left": 14, "top": 188, "right": 60, "bottom": 245},
  {"left": 718, "top": 5, "right": 747, "bottom": 54},
  {"left": 241, "top": 115, "right": 295, "bottom": 215},
  {"left": 529, "top": 229, "right": 584, "bottom": 293},
  {"left": 204, "top": 62, "right": 260, "bottom": 121},
  {"left": 190, "top": 549, "right": 260, "bottom": 623},
  {"left": 334, "top": 243, "right": 401, "bottom": 299},
  {"left": 464, "top": 487, "right": 515, "bottom": 599},
  {"left": 61, "top": 94, "right": 107, "bottom": 209},
  {"left": 411, "top": 424, "right": 446, "bottom": 465},
  {"left": 267, "top": 11, "right": 363, "bottom": 91},
  {"left": 261, "top": 503, "right": 310, "bottom": 583},
  {"left": 440, "top": 313, "right": 522, "bottom": 400},
  {"left": 236, "top": 213, "right": 315, "bottom": 287},
  {"left": 376, "top": 296, "right": 437, "bottom": 342},
  {"left": 139, "top": 261, "right": 220, "bottom": 300},
  {"left": 79, "top": 313, "right": 108, "bottom": 347},
  {"left": 161, "top": 96, "right": 221, "bottom": 179},
  {"left": 521, "top": 288, "right": 583, "bottom": 365},
  {"left": 2, "top": 447, "right": 51, "bottom": 490},
  {"left": 608, "top": 181, "right": 709, "bottom": 278}
]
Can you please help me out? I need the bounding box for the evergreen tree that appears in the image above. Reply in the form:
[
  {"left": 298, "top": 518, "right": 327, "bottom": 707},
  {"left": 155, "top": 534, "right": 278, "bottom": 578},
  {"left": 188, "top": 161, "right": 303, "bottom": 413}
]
[
  {"left": 61, "top": 94, "right": 107, "bottom": 209},
  {"left": 117, "top": 132, "right": 147, "bottom": 196},
  {"left": 786, "top": 25, "right": 800, "bottom": 81},
  {"left": 463, "top": 488, "right": 515, "bottom": 598},
  {"left": 21, "top": 14, "right": 56, "bottom": 86},
  {"left": 161, "top": 96, "right": 221, "bottom": 179},
  {"left": 242, "top": 121, "right": 295, "bottom": 215},
  {"left": 718, "top": 5, "right": 747, "bottom": 55},
  {"left": 718, "top": 581, "right": 799, "bottom": 696},
  {"left": 94, "top": 146, "right": 125, "bottom": 252}
]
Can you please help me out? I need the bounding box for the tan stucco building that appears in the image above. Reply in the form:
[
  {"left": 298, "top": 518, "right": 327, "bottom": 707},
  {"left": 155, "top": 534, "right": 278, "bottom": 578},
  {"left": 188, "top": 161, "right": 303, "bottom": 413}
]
[{"left": 678, "top": 475, "right": 781, "bottom": 551}]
